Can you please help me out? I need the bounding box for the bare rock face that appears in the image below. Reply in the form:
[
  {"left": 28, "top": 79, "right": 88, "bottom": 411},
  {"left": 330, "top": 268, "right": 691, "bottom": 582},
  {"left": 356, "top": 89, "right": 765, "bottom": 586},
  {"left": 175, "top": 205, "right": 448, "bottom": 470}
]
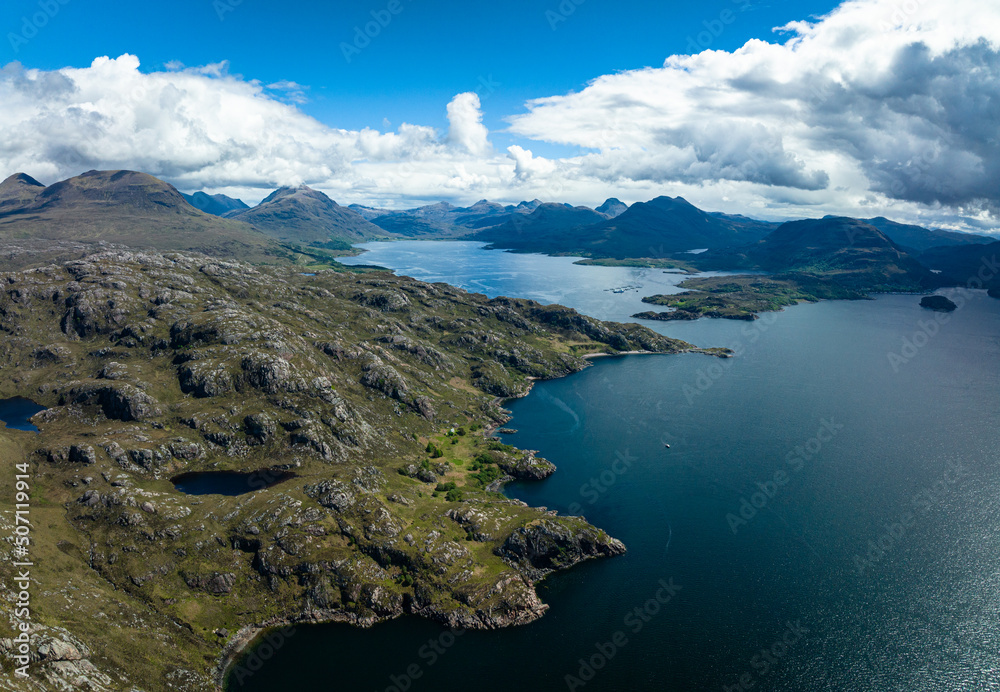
[
  {"left": 178, "top": 358, "right": 234, "bottom": 397},
  {"left": 65, "top": 382, "right": 161, "bottom": 421},
  {"left": 360, "top": 363, "right": 408, "bottom": 400},
  {"left": 241, "top": 352, "right": 298, "bottom": 393},
  {"left": 60, "top": 284, "right": 134, "bottom": 339},
  {"left": 496, "top": 518, "right": 627, "bottom": 581},
  {"left": 352, "top": 288, "right": 410, "bottom": 312},
  {"left": 243, "top": 412, "right": 277, "bottom": 443},
  {"left": 305, "top": 479, "right": 357, "bottom": 512},
  {"left": 184, "top": 572, "right": 237, "bottom": 595},
  {"left": 37, "top": 638, "right": 84, "bottom": 662},
  {"left": 69, "top": 444, "right": 98, "bottom": 465}
]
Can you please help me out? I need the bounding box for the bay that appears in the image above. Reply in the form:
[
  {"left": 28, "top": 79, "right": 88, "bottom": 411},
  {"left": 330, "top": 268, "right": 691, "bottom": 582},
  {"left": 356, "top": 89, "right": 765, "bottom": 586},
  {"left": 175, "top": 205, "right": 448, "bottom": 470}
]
[{"left": 231, "top": 242, "right": 1000, "bottom": 691}]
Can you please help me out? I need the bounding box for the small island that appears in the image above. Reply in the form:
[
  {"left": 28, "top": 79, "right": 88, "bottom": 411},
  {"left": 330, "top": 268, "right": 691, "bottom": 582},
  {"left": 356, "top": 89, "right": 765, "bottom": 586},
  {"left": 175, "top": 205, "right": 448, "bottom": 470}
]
[{"left": 920, "top": 295, "right": 958, "bottom": 312}]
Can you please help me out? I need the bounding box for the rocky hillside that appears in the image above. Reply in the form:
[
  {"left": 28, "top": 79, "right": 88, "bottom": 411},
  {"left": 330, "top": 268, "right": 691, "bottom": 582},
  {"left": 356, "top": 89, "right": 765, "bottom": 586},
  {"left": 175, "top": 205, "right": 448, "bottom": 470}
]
[
  {"left": 861, "top": 216, "right": 991, "bottom": 252},
  {"left": 474, "top": 196, "right": 777, "bottom": 259},
  {"left": 226, "top": 185, "right": 385, "bottom": 248},
  {"left": 474, "top": 203, "right": 608, "bottom": 250},
  {"left": 693, "top": 217, "right": 948, "bottom": 291},
  {"left": 0, "top": 171, "right": 287, "bottom": 265},
  {"left": 0, "top": 250, "right": 710, "bottom": 690}
]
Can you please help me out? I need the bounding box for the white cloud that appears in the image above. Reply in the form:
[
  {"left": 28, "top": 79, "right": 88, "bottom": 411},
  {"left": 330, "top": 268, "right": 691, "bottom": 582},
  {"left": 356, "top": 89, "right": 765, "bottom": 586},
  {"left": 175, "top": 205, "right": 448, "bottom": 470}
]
[
  {"left": 1, "top": 0, "right": 999, "bottom": 235},
  {"left": 507, "top": 145, "right": 556, "bottom": 180},
  {"left": 446, "top": 92, "right": 491, "bottom": 157},
  {"left": 508, "top": 0, "right": 1000, "bottom": 225}
]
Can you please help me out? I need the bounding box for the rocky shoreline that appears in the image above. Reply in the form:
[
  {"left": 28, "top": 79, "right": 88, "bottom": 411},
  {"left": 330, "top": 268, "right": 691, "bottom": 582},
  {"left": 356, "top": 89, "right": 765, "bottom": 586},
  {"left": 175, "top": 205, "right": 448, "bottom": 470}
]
[{"left": 0, "top": 249, "right": 719, "bottom": 691}]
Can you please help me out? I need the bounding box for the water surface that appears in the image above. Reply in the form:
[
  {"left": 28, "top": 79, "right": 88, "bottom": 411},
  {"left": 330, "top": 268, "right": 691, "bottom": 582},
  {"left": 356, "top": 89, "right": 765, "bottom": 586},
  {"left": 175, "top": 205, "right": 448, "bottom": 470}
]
[
  {"left": 0, "top": 397, "right": 46, "bottom": 432},
  {"left": 171, "top": 470, "right": 295, "bottom": 496},
  {"left": 232, "top": 243, "right": 1000, "bottom": 691}
]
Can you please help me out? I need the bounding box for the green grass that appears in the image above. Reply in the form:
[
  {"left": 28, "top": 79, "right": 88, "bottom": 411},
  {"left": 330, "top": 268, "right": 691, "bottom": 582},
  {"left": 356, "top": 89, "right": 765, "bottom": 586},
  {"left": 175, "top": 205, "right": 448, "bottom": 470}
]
[{"left": 637, "top": 274, "right": 870, "bottom": 320}]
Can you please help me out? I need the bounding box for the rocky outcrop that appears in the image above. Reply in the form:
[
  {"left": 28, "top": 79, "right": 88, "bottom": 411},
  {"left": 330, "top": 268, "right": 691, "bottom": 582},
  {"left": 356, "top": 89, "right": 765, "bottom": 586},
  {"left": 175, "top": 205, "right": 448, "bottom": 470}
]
[
  {"left": 178, "top": 358, "right": 234, "bottom": 397},
  {"left": 920, "top": 295, "right": 958, "bottom": 312},
  {"left": 489, "top": 450, "right": 556, "bottom": 481},
  {"left": 184, "top": 572, "right": 237, "bottom": 595},
  {"left": 632, "top": 309, "right": 701, "bottom": 321},
  {"left": 360, "top": 362, "right": 408, "bottom": 400},
  {"left": 0, "top": 630, "right": 113, "bottom": 691},
  {"left": 351, "top": 288, "right": 410, "bottom": 312},
  {"left": 65, "top": 382, "right": 161, "bottom": 421},
  {"left": 496, "top": 517, "right": 627, "bottom": 581}
]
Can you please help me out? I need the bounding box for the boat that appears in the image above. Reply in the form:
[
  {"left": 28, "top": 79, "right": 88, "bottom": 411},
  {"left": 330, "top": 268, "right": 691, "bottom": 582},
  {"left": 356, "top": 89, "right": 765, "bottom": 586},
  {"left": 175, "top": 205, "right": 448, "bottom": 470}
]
[{"left": 664, "top": 443, "right": 671, "bottom": 448}]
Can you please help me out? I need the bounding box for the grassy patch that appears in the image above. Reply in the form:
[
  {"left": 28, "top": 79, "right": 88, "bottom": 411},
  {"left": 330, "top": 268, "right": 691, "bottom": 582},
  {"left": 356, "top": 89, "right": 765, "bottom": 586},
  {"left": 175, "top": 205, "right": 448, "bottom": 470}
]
[{"left": 636, "top": 274, "right": 868, "bottom": 320}]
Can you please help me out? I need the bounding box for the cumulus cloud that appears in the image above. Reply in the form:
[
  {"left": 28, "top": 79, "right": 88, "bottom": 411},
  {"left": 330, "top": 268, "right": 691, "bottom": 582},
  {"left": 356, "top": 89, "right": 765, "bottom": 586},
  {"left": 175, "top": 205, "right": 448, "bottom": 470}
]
[
  {"left": 1, "top": 0, "right": 999, "bottom": 234},
  {"left": 509, "top": 0, "right": 1000, "bottom": 222},
  {"left": 446, "top": 92, "right": 491, "bottom": 157},
  {"left": 507, "top": 145, "right": 556, "bottom": 180},
  {"left": 0, "top": 55, "right": 497, "bottom": 201}
]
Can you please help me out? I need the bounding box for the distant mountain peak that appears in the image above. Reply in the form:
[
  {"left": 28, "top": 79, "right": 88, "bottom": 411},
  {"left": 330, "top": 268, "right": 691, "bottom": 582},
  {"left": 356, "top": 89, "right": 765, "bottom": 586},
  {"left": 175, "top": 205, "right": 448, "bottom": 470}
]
[
  {"left": 1, "top": 172, "right": 45, "bottom": 189},
  {"left": 0, "top": 172, "right": 47, "bottom": 211},
  {"left": 228, "top": 183, "right": 382, "bottom": 245},
  {"left": 0, "top": 169, "right": 285, "bottom": 261},
  {"left": 181, "top": 191, "right": 249, "bottom": 217},
  {"left": 596, "top": 198, "right": 627, "bottom": 218}
]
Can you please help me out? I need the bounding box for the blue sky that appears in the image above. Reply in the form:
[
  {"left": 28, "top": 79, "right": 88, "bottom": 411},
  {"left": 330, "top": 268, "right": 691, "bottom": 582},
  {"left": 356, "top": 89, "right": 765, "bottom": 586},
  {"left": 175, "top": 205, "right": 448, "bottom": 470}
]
[
  {"left": 1, "top": 0, "right": 839, "bottom": 152},
  {"left": 1, "top": 0, "right": 997, "bottom": 233}
]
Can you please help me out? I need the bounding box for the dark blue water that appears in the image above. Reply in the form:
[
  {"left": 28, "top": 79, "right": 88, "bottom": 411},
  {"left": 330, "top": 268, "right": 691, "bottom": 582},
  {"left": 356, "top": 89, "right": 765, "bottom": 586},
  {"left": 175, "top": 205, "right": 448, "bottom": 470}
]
[
  {"left": 232, "top": 243, "right": 1000, "bottom": 691},
  {"left": 171, "top": 470, "right": 295, "bottom": 496},
  {"left": 0, "top": 397, "right": 46, "bottom": 432}
]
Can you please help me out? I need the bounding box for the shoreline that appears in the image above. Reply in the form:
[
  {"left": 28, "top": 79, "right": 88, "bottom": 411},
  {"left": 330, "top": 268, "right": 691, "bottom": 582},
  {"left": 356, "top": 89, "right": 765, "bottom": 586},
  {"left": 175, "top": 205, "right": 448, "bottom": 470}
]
[{"left": 215, "top": 346, "right": 730, "bottom": 689}]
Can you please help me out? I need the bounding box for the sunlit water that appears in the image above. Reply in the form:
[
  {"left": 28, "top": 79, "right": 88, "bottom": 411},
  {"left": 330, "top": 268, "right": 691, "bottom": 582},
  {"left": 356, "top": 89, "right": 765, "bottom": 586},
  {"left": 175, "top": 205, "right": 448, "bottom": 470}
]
[{"left": 231, "top": 242, "right": 1000, "bottom": 691}]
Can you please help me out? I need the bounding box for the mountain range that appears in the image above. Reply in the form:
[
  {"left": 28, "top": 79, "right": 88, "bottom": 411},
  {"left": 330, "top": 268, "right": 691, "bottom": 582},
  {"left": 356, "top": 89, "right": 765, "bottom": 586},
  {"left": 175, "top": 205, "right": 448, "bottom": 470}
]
[
  {"left": 0, "top": 170, "right": 286, "bottom": 263},
  {"left": 694, "top": 216, "right": 946, "bottom": 290},
  {"left": 222, "top": 185, "right": 385, "bottom": 249},
  {"left": 1, "top": 170, "right": 995, "bottom": 292},
  {"left": 181, "top": 191, "right": 249, "bottom": 216}
]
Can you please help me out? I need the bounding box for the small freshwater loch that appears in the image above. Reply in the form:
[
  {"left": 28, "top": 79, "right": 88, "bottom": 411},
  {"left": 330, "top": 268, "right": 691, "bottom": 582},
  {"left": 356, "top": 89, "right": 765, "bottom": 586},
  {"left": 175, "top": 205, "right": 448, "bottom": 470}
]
[{"left": 230, "top": 241, "right": 1000, "bottom": 691}]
